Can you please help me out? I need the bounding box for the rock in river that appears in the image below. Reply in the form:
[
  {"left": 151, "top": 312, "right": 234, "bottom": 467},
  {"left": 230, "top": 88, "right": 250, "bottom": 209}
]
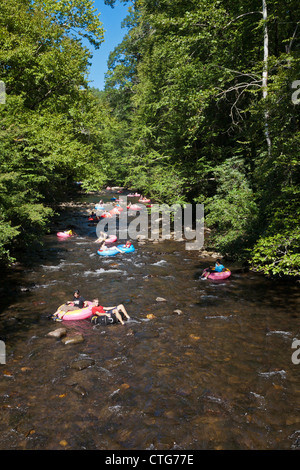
[
  {"left": 61, "top": 334, "right": 84, "bottom": 345},
  {"left": 70, "top": 359, "right": 95, "bottom": 371},
  {"left": 47, "top": 328, "right": 67, "bottom": 339}
]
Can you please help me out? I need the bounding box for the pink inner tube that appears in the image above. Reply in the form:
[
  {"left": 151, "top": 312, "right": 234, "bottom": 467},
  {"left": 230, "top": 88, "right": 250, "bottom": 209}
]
[
  {"left": 105, "top": 235, "right": 117, "bottom": 244},
  {"left": 57, "top": 232, "right": 71, "bottom": 238},
  {"left": 138, "top": 199, "right": 151, "bottom": 203},
  {"left": 203, "top": 268, "right": 231, "bottom": 280},
  {"left": 56, "top": 301, "right": 93, "bottom": 321},
  {"left": 101, "top": 212, "right": 113, "bottom": 218},
  {"left": 127, "top": 204, "right": 142, "bottom": 210},
  {"left": 109, "top": 207, "right": 123, "bottom": 215}
]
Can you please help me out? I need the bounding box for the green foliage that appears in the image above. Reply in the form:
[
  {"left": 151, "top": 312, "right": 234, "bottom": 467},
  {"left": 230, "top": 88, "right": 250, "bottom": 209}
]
[
  {"left": 0, "top": 0, "right": 109, "bottom": 263},
  {"left": 1, "top": 0, "right": 299, "bottom": 279},
  {"left": 34, "top": 0, "right": 105, "bottom": 48},
  {"left": 251, "top": 230, "right": 300, "bottom": 278},
  {"left": 204, "top": 158, "right": 259, "bottom": 258},
  {"left": 103, "top": 0, "right": 300, "bottom": 279}
]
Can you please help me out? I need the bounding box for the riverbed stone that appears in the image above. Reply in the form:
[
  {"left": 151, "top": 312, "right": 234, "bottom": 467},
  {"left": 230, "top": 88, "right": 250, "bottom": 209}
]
[
  {"left": 173, "top": 309, "right": 183, "bottom": 315},
  {"left": 156, "top": 297, "right": 167, "bottom": 302},
  {"left": 70, "top": 359, "right": 95, "bottom": 371},
  {"left": 70, "top": 383, "right": 88, "bottom": 397},
  {"left": 47, "top": 328, "right": 67, "bottom": 339},
  {"left": 61, "top": 334, "right": 84, "bottom": 345}
]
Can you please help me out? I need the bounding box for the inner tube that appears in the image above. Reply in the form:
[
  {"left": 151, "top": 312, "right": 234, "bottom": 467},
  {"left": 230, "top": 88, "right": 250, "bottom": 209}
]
[
  {"left": 95, "top": 205, "right": 105, "bottom": 211},
  {"left": 57, "top": 231, "right": 72, "bottom": 238},
  {"left": 105, "top": 234, "right": 117, "bottom": 244},
  {"left": 97, "top": 247, "right": 119, "bottom": 257},
  {"left": 117, "top": 244, "right": 135, "bottom": 253},
  {"left": 138, "top": 199, "right": 151, "bottom": 203},
  {"left": 109, "top": 207, "right": 122, "bottom": 215},
  {"left": 55, "top": 301, "right": 93, "bottom": 321},
  {"left": 127, "top": 204, "right": 142, "bottom": 211},
  {"left": 203, "top": 268, "right": 231, "bottom": 280},
  {"left": 100, "top": 211, "right": 113, "bottom": 218}
]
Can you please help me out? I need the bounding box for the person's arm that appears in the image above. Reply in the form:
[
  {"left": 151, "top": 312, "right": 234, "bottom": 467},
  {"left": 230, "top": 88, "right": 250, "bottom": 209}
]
[{"left": 94, "top": 311, "right": 110, "bottom": 317}]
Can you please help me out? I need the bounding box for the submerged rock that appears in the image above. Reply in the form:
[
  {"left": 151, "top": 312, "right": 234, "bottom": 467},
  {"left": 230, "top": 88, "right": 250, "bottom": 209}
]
[
  {"left": 61, "top": 334, "right": 84, "bottom": 345},
  {"left": 70, "top": 383, "right": 88, "bottom": 397},
  {"left": 173, "top": 309, "right": 183, "bottom": 315},
  {"left": 47, "top": 328, "right": 67, "bottom": 339},
  {"left": 70, "top": 359, "right": 95, "bottom": 371},
  {"left": 156, "top": 297, "right": 167, "bottom": 302}
]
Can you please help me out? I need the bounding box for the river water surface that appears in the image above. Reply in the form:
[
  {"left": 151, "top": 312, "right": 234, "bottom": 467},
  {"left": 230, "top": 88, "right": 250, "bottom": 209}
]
[{"left": 0, "top": 191, "right": 300, "bottom": 450}]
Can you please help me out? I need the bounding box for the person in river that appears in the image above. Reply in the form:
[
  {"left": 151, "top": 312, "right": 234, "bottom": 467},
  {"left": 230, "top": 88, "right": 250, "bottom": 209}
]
[
  {"left": 200, "top": 259, "right": 225, "bottom": 279},
  {"left": 52, "top": 289, "right": 86, "bottom": 317},
  {"left": 90, "top": 298, "right": 130, "bottom": 326},
  {"left": 97, "top": 239, "right": 117, "bottom": 252},
  {"left": 95, "top": 231, "right": 108, "bottom": 243},
  {"left": 97, "top": 238, "right": 125, "bottom": 254}
]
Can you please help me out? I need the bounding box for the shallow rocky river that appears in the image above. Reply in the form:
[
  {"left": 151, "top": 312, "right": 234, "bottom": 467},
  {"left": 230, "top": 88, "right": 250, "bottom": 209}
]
[{"left": 0, "top": 191, "right": 300, "bottom": 450}]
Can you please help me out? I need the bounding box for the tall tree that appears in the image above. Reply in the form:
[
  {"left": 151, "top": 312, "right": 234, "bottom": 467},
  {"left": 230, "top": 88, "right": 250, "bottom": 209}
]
[
  {"left": 0, "top": 0, "right": 107, "bottom": 263},
  {"left": 104, "top": 0, "right": 300, "bottom": 277}
]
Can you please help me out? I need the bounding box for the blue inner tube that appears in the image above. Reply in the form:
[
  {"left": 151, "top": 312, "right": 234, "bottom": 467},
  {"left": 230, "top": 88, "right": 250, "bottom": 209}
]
[
  {"left": 97, "top": 248, "right": 119, "bottom": 257},
  {"left": 117, "top": 244, "right": 135, "bottom": 253},
  {"left": 95, "top": 205, "right": 105, "bottom": 210}
]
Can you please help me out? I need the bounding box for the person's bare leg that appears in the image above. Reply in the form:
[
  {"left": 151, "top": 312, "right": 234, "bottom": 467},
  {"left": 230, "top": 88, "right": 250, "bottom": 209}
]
[
  {"left": 112, "top": 309, "right": 125, "bottom": 325},
  {"left": 117, "top": 304, "right": 130, "bottom": 320}
]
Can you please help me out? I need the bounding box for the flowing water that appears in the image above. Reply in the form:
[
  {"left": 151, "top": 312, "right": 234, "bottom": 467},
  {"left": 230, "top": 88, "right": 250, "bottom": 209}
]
[{"left": 0, "top": 191, "right": 300, "bottom": 450}]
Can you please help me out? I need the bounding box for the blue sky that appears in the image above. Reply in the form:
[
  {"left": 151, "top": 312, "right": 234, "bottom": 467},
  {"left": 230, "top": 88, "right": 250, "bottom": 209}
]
[{"left": 85, "top": 1, "right": 130, "bottom": 90}]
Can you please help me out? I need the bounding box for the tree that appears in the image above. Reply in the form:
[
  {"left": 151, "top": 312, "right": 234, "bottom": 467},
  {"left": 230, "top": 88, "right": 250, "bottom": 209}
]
[
  {"left": 103, "top": 0, "right": 300, "bottom": 278},
  {"left": 0, "top": 0, "right": 108, "bottom": 263}
]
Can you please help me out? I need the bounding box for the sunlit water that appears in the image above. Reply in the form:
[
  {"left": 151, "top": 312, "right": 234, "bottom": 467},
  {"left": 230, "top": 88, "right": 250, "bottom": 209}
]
[{"left": 0, "top": 191, "right": 300, "bottom": 450}]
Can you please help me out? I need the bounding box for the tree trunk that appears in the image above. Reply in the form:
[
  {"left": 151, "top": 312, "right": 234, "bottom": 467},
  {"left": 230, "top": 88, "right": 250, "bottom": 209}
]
[{"left": 262, "top": 0, "right": 272, "bottom": 157}]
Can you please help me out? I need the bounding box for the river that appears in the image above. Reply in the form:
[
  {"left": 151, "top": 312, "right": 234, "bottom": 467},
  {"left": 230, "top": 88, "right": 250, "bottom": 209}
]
[{"left": 0, "top": 190, "right": 300, "bottom": 450}]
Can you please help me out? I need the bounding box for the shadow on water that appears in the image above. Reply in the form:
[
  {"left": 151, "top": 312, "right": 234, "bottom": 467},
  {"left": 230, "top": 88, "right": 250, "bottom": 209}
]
[{"left": 1, "top": 189, "right": 300, "bottom": 450}]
